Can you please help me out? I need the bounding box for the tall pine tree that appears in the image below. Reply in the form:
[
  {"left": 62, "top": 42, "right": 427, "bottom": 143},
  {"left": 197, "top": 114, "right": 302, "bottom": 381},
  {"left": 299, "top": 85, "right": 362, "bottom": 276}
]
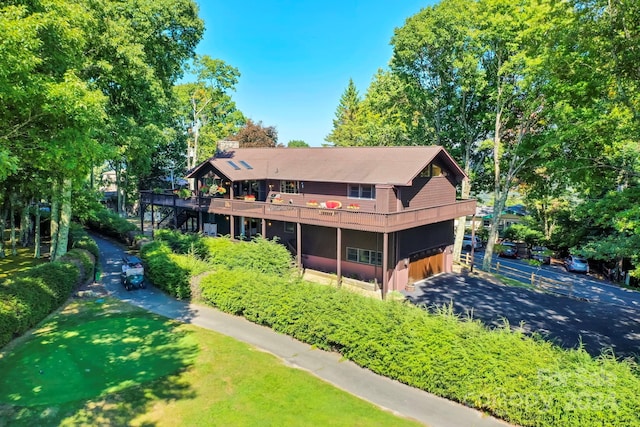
[{"left": 325, "top": 78, "right": 362, "bottom": 146}]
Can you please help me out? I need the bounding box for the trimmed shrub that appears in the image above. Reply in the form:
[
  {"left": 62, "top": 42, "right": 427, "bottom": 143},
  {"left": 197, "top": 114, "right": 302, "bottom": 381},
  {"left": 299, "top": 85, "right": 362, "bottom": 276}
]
[
  {"left": 0, "top": 262, "right": 79, "bottom": 348},
  {"left": 84, "top": 208, "right": 137, "bottom": 243},
  {"left": 68, "top": 223, "right": 100, "bottom": 260},
  {"left": 140, "top": 241, "right": 191, "bottom": 299},
  {"left": 198, "top": 272, "right": 640, "bottom": 427},
  {"left": 203, "top": 235, "right": 293, "bottom": 275},
  {"left": 153, "top": 229, "right": 208, "bottom": 259},
  {"left": 61, "top": 249, "right": 95, "bottom": 284}
]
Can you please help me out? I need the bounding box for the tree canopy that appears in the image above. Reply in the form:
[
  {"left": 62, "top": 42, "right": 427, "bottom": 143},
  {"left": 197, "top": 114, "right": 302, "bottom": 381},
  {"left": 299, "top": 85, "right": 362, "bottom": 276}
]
[{"left": 0, "top": 0, "right": 204, "bottom": 258}]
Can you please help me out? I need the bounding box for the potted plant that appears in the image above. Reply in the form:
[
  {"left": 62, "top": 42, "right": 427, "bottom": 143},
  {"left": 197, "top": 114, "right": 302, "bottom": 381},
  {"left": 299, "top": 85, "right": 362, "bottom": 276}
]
[
  {"left": 244, "top": 194, "right": 256, "bottom": 201},
  {"left": 200, "top": 185, "right": 210, "bottom": 194},
  {"left": 272, "top": 197, "right": 284, "bottom": 204},
  {"left": 177, "top": 188, "right": 191, "bottom": 199},
  {"left": 306, "top": 200, "right": 319, "bottom": 207},
  {"left": 217, "top": 187, "right": 227, "bottom": 195},
  {"left": 347, "top": 203, "right": 360, "bottom": 210}
]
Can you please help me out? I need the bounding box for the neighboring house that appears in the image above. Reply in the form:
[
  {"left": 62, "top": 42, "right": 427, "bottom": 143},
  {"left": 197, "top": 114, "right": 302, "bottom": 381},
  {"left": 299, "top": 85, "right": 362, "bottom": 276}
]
[{"left": 139, "top": 146, "right": 475, "bottom": 296}]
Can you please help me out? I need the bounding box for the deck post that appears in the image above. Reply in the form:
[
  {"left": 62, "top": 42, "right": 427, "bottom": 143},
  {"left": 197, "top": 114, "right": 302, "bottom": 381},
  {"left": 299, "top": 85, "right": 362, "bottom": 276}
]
[
  {"left": 382, "top": 232, "right": 389, "bottom": 298},
  {"left": 296, "top": 222, "right": 302, "bottom": 270},
  {"left": 230, "top": 214, "right": 235, "bottom": 239},
  {"left": 336, "top": 227, "right": 342, "bottom": 287},
  {"left": 172, "top": 195, "right": 178, "bottom": 229}
]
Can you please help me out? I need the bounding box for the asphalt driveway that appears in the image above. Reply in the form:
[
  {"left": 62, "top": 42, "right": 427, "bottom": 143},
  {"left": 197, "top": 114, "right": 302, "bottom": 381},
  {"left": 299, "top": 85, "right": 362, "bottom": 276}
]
[{"left": 403, "top": 272, "right": 640, "bottom": 359}]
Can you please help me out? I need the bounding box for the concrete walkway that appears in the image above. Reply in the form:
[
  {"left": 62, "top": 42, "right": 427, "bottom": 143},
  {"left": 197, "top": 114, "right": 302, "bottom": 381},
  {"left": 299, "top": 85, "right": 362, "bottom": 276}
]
[{"left": 92, "top": 233, "right": 511, "bottom": 427}]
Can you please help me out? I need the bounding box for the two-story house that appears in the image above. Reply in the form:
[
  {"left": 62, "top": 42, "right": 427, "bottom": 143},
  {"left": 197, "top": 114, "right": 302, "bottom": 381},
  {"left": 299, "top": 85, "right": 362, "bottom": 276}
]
[{"left": 139, "top": 146, "right": 475, "bottom": 296}]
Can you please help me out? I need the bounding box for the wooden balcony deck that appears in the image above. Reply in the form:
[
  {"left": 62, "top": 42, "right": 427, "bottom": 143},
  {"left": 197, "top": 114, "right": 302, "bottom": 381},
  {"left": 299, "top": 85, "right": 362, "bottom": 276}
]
[{"left": 141, "top": 191, "right": 476, "bottom": 233}]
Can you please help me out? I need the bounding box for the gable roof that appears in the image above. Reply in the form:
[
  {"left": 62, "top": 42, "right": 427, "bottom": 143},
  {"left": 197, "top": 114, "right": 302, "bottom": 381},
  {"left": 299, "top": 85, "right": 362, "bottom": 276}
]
[{"left": 187, "top": 146, "right": 467, "bottom": 186}]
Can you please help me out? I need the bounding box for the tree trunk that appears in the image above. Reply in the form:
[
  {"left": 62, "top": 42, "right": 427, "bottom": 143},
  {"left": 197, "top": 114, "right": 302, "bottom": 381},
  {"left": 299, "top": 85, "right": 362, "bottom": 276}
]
[
  {"left": 115, "top": 161, "right": 123, "bottom": 216},
  {"left": 122, "top": 167, "right": 128, "bottom": 216},
  {"left": 453, "top": 177, "right": 472, "bottom": 262},
  {"left": 34, "top": 202, "right": 41, "bottom": 259},
  {"left": 9, "top": 194, "right": 16, "bottom": 256},
  {"left": 483, "top": 187, "right": 509, "bottom": 270},
  {"left": 20, "top": 202, "right": 31, "bottom": 247},
  {"left": 483, "top": 97, "right": 504, "bottom": 271},
  {"left": 53, "top": 178, "right": 72, "bottom": 261},
  {"left": 0, "top": 202, "right": 6, "bottom": 259},
  {"left": 50, "top": 178, "right": 61, "bottom": 260}
]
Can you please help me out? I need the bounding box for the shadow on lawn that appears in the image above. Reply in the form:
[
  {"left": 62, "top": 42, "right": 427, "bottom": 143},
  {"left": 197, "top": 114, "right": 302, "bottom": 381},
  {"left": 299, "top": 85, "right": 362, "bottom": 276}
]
[
  {"left": 0, "top": 302, "right": 199, "bottom": 426},
  {"left": 404, "top": 272, "right": 640, "bottom": 360}
]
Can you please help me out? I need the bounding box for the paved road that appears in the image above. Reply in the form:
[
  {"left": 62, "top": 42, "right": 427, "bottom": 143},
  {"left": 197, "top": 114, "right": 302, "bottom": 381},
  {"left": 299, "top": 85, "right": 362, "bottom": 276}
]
[
  {"left": 92, "top": 233, "right": 511, "bottom": 427},
  {"left": 404, "top": 270, "right": 640, "bottom": 359},
  {"left": 463, "top": 250, "right": 640, "bottom": 309}
]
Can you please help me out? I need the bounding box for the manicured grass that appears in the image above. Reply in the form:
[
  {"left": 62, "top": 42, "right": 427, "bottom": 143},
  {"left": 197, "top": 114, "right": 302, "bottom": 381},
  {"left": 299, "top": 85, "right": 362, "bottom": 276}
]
[
  {"left": 0, "top": 247, "right": 48, "bottom": 280},
  {"left": 0, "top": 298, "right": 421, "bottom": 427}
]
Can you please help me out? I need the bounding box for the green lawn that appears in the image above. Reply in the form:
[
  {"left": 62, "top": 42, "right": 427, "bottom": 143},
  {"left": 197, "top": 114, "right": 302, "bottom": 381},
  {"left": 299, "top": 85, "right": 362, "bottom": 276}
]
[
  {"left": 0, "top": 246, "right": 48, "bottom": 280},
  {"left": 0, "top": 298, "right": 422, "bottom": 427}
]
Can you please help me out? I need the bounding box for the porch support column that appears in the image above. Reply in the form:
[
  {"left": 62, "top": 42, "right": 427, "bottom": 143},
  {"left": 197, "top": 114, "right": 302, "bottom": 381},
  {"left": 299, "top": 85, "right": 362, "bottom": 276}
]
[
  {"left": 198, "top": 196, "right": 203, "bottom": 233},
  {"left": 230, "top": 215, "right": 235, "bottom": 240},
  {"left": 172, "top": 195, "right": 178, "bottom": 229},
  {"left": 382, "top": 232, "right": 389, "bottom": 299},
  {"left": 336, "top": 227, "right": 342, "bottom": 287},
  {"left": 296, "top": 222, "right": 302, "bottom": 270},
  {"left": 261, "top": 218, "right": 267, "bottom": 238}
]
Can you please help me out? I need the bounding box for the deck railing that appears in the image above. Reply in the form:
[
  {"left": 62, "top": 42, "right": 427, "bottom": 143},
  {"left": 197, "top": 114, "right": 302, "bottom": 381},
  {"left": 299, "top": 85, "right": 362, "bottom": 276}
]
[{"left": 140, "top": 191, "right": 476, "bottom": 233}]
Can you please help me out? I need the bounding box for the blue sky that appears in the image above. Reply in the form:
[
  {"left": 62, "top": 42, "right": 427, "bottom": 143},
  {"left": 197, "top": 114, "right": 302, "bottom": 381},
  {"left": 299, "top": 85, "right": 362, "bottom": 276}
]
[{"left": 194, "top": 1, "right": 436, "bottom": 146}]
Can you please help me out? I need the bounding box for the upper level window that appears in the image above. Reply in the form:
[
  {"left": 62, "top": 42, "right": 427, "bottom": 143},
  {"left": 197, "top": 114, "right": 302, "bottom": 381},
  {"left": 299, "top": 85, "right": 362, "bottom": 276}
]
[
  {"left": 419, "top": 163, "right": 444, "bottom": 178},
  {"left": 280, "top": 180, "right": 299, "bottom": 194},
  {"left": 348, "top": 184, "right": 375, "bottom": 199}
]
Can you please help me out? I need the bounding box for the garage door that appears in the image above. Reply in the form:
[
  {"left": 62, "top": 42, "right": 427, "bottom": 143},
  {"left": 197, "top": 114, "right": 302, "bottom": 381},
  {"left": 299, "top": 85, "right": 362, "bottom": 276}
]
[{"left": 408, "top": 253, "right": 444, "bottom": 284}]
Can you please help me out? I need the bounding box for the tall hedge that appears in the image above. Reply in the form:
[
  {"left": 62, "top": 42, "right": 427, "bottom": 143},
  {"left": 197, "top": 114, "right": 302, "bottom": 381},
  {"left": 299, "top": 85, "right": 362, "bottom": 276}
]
[
  {"left": 0, "top": 262, "right": 79, "bottom": 348},
  {"left": 198, "top": 269, "right": 640, "bottom": 427},
  {"left": 203, "top": 235, "right": 293, "bottom": 275},
  {"left": 153, "top": 229, "right": 208, "bottom": 259},
  {"left": 140, "top": 241, "right": 191, "bottom": 299},
  {"left": 69, "top": 222, "right": 99, "bottom": 259},
  {"left": 84, "top": 208, "right": 137, "bottom": 242}
]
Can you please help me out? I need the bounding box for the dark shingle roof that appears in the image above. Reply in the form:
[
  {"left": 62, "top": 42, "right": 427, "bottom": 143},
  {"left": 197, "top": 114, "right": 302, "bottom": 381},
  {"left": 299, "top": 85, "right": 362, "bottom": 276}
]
[{"left": 187, "top": 146, "right": 466, "bottom": 185}]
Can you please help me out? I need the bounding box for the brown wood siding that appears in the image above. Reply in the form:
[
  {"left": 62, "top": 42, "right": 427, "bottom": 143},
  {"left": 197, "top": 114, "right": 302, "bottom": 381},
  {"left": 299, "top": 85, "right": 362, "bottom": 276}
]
[
  {"left": 266, "top": 220, "right": 298, "bottom": 249},
  {"left": 302, "top": 225, "right": 336, "bottom": 259},
  {"left": 375, "top": 186, "right": 396, "bottom": 214},
  {"left": 398, "top": 220, "right": 454, "bottom": 259},
  {"left": 401, "top": 177, "right": 455, "bottom": 209},
  {"left": 266, "top": 180, "right": 377, "bottom": 211},
  {"left": 300, "top": 226, "right": 383, "bottom": 263}
]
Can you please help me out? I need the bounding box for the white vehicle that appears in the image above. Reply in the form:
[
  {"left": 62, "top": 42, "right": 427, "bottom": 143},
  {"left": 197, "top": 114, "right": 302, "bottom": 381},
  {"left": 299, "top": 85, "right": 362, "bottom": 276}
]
[{"left": 463, "top": 235, "right": 482, "bottom": 250}]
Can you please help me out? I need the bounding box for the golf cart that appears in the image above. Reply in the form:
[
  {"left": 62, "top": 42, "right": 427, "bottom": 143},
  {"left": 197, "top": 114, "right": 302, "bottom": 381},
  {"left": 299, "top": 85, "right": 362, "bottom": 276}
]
[{"left": 121, "top": 255, "right": 145, "bottom": 291}]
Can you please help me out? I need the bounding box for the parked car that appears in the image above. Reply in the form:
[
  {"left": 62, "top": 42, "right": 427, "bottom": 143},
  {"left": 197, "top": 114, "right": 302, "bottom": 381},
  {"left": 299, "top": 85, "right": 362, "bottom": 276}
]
[
  {"left": 530, "top": 246, "right": 551, "bottom": 264},
  {"left": 463, "top": 235, "right": 482, "bottom": 251},
  {"left": 498, "top": 241, "right": 518, "bottom": 258},
  {"left": 121, "top": 255, "right": 145, "bottom": 290},
  {"left": 565, "top": 255, "right": 589, "bottom": 274}
]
